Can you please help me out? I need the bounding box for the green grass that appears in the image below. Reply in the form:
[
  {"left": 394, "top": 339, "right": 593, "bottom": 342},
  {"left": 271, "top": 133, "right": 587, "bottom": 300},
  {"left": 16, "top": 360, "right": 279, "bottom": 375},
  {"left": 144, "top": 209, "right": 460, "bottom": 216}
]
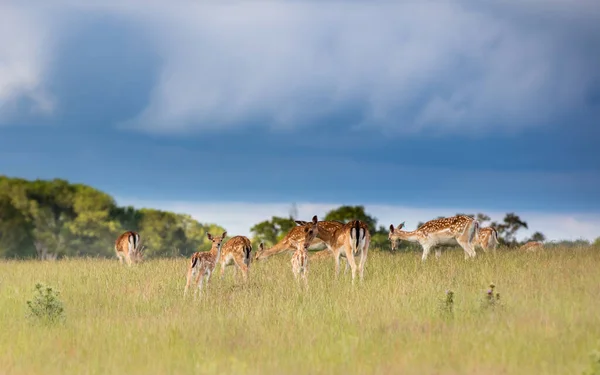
[{"left": 1, "top": 247, "right": 599, "bottom": 375}]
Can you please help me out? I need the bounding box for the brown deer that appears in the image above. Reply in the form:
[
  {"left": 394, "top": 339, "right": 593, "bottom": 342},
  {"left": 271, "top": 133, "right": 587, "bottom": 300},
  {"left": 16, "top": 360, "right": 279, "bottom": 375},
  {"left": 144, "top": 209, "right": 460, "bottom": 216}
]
[
  {"left": 389, "top": 215, "right": 479, "bottom": 261},
  {"left": 520, "top": 241, "right": 544, "bottom": 252},
  {"left": 219, "top": 235, "right": 252, "bottom": 282},
  {"left": 184, "top": 231, "right": 227, "bottom": 298},
  {"left": 474, "top": 226, "right": 500, "bottom": 253},
  {"left": 254, "top": 216, "right": 320, "bottom": 286},
  {"left": 296, "top": 219, "right": 371, "bottom": 283},
  {"left": 115, "top": 231, "right": 144, "bottom": 266},
  {"left": 254, "top": 216, "right": 337, "bottom": 261}
]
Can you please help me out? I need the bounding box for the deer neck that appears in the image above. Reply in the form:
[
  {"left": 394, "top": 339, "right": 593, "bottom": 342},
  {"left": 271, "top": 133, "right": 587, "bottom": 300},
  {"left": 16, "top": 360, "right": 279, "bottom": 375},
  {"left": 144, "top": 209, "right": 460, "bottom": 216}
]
[
  {"left": 394, "top": 230, "right": 421, "bottom": 243},
  {"left": 258, "top": 238, "right": 293, "bottom": 259},
  {"left": 210, "top": 244, "right": 221, "bottom": 260}
]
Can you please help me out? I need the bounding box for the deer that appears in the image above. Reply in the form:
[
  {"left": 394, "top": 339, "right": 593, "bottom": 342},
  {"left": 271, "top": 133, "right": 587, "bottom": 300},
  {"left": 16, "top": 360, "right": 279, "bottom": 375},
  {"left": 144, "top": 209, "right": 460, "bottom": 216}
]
[
  {"left": 219, "top": 235, "right": 253, "bottom": 282},
  {"left": 115, "top": 231, "right": 145, "bottom": 266},
  {"left": 294, "top": 219, "right": 370, "bottom": 283},
  {"left": 474, "top": 226, "right": 500, "bottom": 253},
  {"left": 290, "top": 216, "right": 320, "bottom": 288},
  {"left": 184, "top": 231, "right": 227, "bottom": 298},
  {"left": 293, "top": 219, "right": 352, "bottom": 272},
  {"left": 254, "top": 216, "right": 338, "bottom": 261},
  {"left": 255, "top": 215, "right": 320, "bottom": 287},
  {"left": 520, "top": 241, "right": 544, "bottom": 252},
  {"left": 388, "top": 215, "right": 479, "bottom": 261}
]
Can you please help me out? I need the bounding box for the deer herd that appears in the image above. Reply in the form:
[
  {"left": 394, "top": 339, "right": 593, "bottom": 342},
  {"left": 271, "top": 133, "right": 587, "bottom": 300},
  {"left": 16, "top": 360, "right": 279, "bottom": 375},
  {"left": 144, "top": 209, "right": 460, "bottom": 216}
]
[{"left": 115, "top": 214, "right": 544, "bottom": 298}]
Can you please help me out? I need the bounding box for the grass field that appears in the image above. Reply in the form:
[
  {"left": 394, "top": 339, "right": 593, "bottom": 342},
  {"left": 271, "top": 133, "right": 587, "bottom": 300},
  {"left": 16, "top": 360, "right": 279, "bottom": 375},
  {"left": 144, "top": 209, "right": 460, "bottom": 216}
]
[{"left": 1, "top": 247, "right": 599, "bottom": 375}]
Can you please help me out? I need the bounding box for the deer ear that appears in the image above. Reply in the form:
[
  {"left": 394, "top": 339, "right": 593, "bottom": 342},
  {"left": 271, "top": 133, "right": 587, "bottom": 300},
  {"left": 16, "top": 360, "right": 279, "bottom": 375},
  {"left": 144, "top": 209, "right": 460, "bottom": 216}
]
[
  {"left": 222, "top": 231, "right": 227, "bottom": 239},
  {"left": 312, "top": 215, "right": 318, "bottom": 224},
  {"left": 295, "top": 220, "right": 308, "bottom": 226},
  {"left": 259, "top": 242, "right": 264, "bottom": 251},
  {"left": 207, "top": 233, "right": 213, "bottom": 240},
  {"left": 389, "top": 224, "right": 394, "bottom": 232},
  {"left": 398, "top": 222, "right": 405, "bottom": 229}
]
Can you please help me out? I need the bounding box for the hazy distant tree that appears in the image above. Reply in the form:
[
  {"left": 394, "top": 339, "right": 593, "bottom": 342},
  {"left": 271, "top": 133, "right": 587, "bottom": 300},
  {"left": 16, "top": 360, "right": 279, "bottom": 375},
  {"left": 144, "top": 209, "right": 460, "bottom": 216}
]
[
  {"left": 250, "top": 216, "right": 296, "bottom": 248},
  {"left": 527, "top": 232, "right": 546, "bottom": 243},
  {"left": 324, "top": 205, "right": 378, "bottom": 234},
  {"left": 492, "top": 213, "right": 529, "bottom": 246}
]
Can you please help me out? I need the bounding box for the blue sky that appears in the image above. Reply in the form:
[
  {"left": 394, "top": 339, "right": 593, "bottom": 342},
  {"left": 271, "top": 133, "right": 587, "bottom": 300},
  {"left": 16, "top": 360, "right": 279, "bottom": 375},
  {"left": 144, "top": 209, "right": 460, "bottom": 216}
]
[{"left": 1, "top": 1, "right": 599, "bottom": 241}]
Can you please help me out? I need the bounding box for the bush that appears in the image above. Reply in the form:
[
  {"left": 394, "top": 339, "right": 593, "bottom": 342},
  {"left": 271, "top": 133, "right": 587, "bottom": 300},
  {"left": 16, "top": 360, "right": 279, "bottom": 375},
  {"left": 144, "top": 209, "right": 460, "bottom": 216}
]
[{"left": 26, "top": 283, "right": 65, "bottom": 324}]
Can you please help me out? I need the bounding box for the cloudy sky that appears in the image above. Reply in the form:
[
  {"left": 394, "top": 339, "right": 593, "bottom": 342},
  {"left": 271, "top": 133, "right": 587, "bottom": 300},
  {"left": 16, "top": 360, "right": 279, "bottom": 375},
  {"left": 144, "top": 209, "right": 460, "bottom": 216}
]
[{"left": 1, "top": 1, "right": 599, "bottom": 242}]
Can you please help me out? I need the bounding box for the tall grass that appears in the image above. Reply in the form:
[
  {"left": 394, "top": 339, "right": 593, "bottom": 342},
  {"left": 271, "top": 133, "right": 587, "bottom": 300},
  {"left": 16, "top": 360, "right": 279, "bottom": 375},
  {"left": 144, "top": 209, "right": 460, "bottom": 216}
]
[{"left": 1, "top": 247, "right": 599, "bottom": 374}]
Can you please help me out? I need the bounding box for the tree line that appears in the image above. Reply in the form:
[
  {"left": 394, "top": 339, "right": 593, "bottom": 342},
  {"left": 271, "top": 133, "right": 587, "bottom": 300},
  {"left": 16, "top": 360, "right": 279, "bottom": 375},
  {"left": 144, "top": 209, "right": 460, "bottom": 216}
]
[
  {"left": 0, "top": 176, "right": 225, "bottom": 259},
  {"left": 250, "top": 205, "right": 550, "bottom": 251},
  {"left": 0, "top": 176, "right": 596, "bottom": 260}
]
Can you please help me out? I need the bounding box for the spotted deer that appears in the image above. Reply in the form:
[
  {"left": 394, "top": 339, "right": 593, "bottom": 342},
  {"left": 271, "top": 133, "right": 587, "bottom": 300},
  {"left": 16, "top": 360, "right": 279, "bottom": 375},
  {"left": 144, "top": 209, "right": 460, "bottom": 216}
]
[
  {"left": 520, "top": 241, "right": 544, "bottom": 252},
  {"left": 474, "top": 226, "right": 500, "bottom": 253},
  {"left": 300, "top": 219, "right": 371, "bottom": 283},
  {"left": 184, "top": 231, "right": 227, "bottom": 298},
  {"left": 115, "top": 231, "right": 144, "bottom": 266},
  {"left": 219, "top": 235, "right": 252, "bottom": 282},
  {"left": 389, "top": 215, "right": 479, "bottom": 261},
  {"left": 294, "top": 219, "right": 351, "bottom": 271},
  {"left": 254, "top": 216, "right": 339, "bottom": 261},
  {"left": 255, "top": 216, "right": 320, "bottom": 286}
]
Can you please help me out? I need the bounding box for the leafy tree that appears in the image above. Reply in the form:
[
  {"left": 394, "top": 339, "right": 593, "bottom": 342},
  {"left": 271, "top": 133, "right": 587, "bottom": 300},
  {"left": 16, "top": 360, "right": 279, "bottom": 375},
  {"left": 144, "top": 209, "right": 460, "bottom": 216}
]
[
  {"left": 324, "top": 205, "right": 377, "bottom": 234},
  {"left": 527, "top": 231, "right": 546, "bottom": 243},
  {"left": 250, "top": 216, "right": 296, "bottom": 248},
  {"left": 0, "top": 175, "right": 226, "bottom": 260},
  {"left": 491, "top": 213, "right": 528, "bottom": 246},
  {"left": 594, "top": 237, "right": 600, "bottom": 248},
  {"left": 0, "top": 194, "right": 34, "bottom": 258}
]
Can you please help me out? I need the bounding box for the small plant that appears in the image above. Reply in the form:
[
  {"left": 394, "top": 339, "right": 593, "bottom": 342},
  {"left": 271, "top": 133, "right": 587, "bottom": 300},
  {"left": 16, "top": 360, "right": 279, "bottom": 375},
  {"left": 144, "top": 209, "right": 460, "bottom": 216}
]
[
  {"left": 582, "top": 350, "right": 600, "bottom": 375},
  {"left": 481, "top": 282, "right": 501, "bottom": 310},
  {"left": 26, "top": 283, "right": 65, "bottom": 324},
  {"left": 440, "top": 290, "right": 454, "bottom": 317}
]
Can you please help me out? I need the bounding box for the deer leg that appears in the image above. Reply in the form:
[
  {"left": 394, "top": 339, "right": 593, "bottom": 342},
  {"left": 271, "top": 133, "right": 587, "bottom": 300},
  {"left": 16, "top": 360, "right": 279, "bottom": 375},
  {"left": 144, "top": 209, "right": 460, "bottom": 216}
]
[
  {"left": 184, "top": 268, "right": 194, "bottom": 298},
  {"left": 359, "top": 240, "right": 369, "bottom": 281},
  {"left": 334, "top": 250, "right": 342, "bottom": 279},
  {"left": 421, "top": 243, "right": 432, "bottom": 261},
  {"left": 194, "top": 271, "right": 203, "bottom": 299},
  {"left": 457, "top": 238, "right": 476, "bottom": 259},
  {"left": 233, "top": 256, "right": 248, "bottom": 283},
  {"left": 344, "top": 244, "right": 358, "bottom": 284},
  {"left": 302, "top": 255, "right": 309, "bottom": 289},
  {"left": 125, "top": 253, "right": 133, "bottom": 267},
  {"left": 220, "top": 260, "right": 228, "bottom": 279}
]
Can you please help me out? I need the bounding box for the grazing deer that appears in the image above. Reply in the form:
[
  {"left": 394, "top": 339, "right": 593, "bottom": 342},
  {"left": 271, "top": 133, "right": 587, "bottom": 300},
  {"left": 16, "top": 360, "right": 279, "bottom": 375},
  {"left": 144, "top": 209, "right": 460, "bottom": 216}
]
[
  {"left": 184, "top": 231, "right": 227, "bottom": 298},
  {"left": 254, "top": 216, "right": 338, "bottom": 261},
  {"left": 115, "top": 231, "right": 144, "bottom": 266},
  {"left": 388, "top": 215, "right": 479, "bottom": 261},
  {"left": 300, "top": 219, "right": 370, "bottom": 283},
  {"left": 520, "top": 241, "right": 544, "bottom": 252},
  {"left": 310, "top": 249, "right": 334, "bottom": 261},
  {"left": 255, "top": 216, "right": 320, "bottom": 286},
  {"left": 474, "top": 226, "right": 500, "bottom": 253},
  {"left": 219, "top": 235, "right": 252, "bottom": 282}
]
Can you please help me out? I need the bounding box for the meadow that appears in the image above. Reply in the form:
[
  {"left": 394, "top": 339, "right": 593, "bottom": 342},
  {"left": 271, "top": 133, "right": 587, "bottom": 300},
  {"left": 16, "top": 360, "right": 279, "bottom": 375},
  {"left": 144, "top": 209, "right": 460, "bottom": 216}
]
[{"left": 1, "top": 247, "right": 599, "bottom": 375}]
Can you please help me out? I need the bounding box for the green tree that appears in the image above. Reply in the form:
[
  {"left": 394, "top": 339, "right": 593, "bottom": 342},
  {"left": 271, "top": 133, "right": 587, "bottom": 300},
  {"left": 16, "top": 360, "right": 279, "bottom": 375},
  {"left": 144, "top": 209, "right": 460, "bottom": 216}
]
[
  {"left": 526, "top": 231, "right": 546, "bottom": 243},
  {"left": 324, "top": 205, "right": 377, "bottom": 234},
  {"left": 250, "top": 216, "right": 296, "bottom": 248},
  {"left": 491, "top": 213, "right": 528, "bottom": 246}
]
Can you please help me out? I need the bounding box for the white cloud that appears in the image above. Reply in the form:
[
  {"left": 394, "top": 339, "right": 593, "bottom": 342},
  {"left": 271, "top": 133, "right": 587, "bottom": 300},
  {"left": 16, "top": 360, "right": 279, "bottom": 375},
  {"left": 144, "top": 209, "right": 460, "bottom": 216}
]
[
  {"left": 2, "top": 1, "right": 599, "bottom": 134},
  {"left": 0, "top": 5, "right": 55, "bottom": 122},
  {"left": 116, "top": 198, "right": 600, "bottom": 243}
]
